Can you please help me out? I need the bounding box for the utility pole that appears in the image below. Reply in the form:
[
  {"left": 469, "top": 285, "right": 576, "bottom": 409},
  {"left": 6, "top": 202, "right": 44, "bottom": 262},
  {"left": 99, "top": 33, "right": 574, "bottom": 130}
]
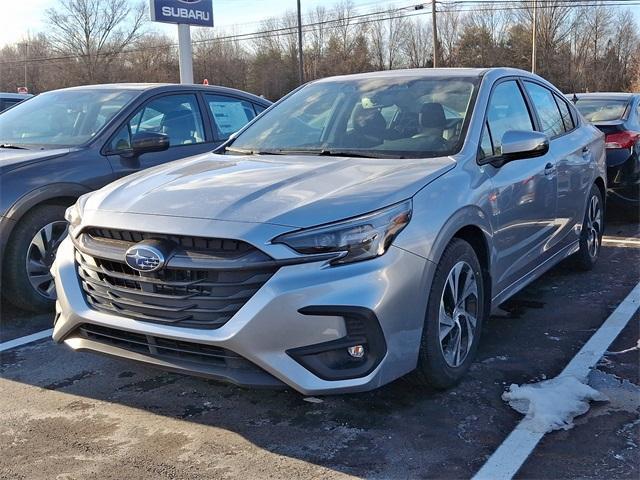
[
  {"left": 297, "top": 0, "right": 304, "bottom": 84},
  {"left": 431, "top": 0, "right": 438, "bottom": 68},
  {"left": 531, "top": 0, "right": 537, "bottom": 74},
  {"left": 20, "top": 41, "right": 28, "bottom": 90}
]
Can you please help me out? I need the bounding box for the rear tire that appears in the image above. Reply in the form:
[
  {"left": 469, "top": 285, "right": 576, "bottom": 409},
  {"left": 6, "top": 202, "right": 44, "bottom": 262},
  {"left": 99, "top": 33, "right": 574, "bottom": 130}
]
[
  {"left": 2, "top": 204, "right": 68, "bottom": 312},
  {"left": 572, "top": 184, "right": 604, "bottom": 271},
  {"left": 413, "top": 238, "right": 486, "bottom": 389}
]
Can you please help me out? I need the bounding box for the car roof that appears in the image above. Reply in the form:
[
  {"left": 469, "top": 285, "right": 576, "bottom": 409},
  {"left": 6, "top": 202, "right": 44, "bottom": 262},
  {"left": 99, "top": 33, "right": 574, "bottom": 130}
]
[
  {"left": 0, "top": 92, "right": 33, "bottom": 99},
  {"left": 46, "top": 83, "right": 271, "bottom": 105},
  {"left": 568, "top": 92, "right": 636, "bottom": 101},
  {"left": 312, "top": 67, "right": 536, "bottom": 83}
]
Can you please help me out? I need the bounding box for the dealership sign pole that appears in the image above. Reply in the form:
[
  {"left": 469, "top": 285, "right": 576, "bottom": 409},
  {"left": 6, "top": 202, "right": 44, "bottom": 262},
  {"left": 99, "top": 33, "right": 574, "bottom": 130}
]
[{"left": 149, "top": 0, "right": 214, "bottom": 84}]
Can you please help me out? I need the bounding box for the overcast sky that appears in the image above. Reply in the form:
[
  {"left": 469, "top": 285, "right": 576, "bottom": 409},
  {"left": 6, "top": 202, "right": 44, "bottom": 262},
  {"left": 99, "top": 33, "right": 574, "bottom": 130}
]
[{"left": 3, "top": 0, "right": 640, "bottom": 47}]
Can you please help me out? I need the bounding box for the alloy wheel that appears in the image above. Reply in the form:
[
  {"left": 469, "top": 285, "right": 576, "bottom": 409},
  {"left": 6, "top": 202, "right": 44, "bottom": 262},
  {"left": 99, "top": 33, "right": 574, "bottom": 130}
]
[
  {"left": 25, "top": 221, "right": 68, "bottom": 299},
  {"left": 586, "top": 194, "right": 602, "bottom": 259},
  {"left": 438, "top": 261, "right": 479, "bottom": 368}
]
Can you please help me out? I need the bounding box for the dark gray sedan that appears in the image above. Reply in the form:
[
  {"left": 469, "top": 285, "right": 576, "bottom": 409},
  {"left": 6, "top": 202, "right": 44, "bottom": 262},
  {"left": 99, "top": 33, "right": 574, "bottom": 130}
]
[{"left": 0, "top": 83, "right": 271, "bottom": 311}]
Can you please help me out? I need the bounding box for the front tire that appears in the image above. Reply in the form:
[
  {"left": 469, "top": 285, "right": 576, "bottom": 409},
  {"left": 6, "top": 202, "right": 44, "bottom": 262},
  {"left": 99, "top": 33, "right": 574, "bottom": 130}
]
[
  {"left": 2, "top": 204, "right": 69, "bottom": 312},
  {"left": 413, "top": 238, "right": 486, "bottom": 389},
  {"left": 572, "top": 184, "right": 604, "bottom": 271}
]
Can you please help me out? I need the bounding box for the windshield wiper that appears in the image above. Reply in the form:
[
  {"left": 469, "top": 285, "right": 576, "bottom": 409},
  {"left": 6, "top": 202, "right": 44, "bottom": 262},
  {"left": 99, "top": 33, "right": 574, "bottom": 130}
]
[
  {"left": 226, "top": 147, "right": 404, "bottom": 159},
  {"left": 224, "top": 147, "right": 285, "bottom": 155},
  {"left": 0, "top": 144, "right": 28, "bottom": 150},
  {"left": 318, "top": 149, "right": 404, "bottom": 159}
]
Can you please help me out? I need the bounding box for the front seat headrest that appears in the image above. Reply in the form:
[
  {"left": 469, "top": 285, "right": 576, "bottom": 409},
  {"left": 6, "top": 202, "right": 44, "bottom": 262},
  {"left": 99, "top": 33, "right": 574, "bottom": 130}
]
[{"left": 420, "top": 102, "right": 447, "bottom": 129}]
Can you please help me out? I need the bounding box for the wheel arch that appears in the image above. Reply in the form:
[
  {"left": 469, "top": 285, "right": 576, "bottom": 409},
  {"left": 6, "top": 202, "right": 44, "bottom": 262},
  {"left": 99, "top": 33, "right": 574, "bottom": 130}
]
[
  {"left": 594, "top": 175, "right": 606, "bottom": 207},
  {"left": 1, "top": 183, "right": 90, "bottom": 253},
  {"left": 428, "top": 206, "right": 494, "bottom": 308}
]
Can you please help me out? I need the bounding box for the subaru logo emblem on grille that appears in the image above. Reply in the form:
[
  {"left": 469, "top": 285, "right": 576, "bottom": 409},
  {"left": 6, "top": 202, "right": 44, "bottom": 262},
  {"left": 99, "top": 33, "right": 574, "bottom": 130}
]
[{"left": 125, "top": 244, "right": 166, "bottom": 272}]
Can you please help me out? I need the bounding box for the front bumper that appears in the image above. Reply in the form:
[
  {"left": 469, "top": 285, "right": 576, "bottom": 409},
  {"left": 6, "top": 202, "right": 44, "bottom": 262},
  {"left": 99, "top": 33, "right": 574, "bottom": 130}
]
[{"left": 52, "top": 217, "right": 433, "bottom": 395}]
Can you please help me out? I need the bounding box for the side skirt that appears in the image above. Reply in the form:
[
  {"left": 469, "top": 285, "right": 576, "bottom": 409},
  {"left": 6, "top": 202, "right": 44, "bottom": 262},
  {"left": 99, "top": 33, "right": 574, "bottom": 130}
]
[{"left": 490, "top": 241, "right": 580, "bottom": 311}]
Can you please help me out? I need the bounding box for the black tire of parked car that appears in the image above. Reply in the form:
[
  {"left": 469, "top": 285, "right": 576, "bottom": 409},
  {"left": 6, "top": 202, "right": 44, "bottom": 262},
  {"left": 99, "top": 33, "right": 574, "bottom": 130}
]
[
  {"left": 2, "top": 204, "right": 68, "bottom": 312},
  {"left": 572, "top": 184, "right": 604, "bottom": 271},
  {"left": 413, "top": 238, "right": 486, "bottom": 389}
]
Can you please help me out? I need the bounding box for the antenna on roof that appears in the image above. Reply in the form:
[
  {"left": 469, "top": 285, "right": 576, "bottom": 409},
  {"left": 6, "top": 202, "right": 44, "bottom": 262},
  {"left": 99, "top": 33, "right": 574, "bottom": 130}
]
[{"left": 571, "top": 93, "right": 578, "bottom": 104}]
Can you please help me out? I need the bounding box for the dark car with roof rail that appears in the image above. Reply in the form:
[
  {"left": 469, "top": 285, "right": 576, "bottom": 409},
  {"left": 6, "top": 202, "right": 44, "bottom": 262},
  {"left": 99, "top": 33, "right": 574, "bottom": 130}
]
[
  {"left": 0, "top": 92, "right": 33, "bottom": 112},
  {"left": 0, "top": 83, "right": 271, "bottom": 312}
]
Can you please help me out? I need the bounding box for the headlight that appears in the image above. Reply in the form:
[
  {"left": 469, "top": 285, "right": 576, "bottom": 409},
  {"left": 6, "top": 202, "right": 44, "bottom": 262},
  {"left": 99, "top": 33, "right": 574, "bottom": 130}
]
[
  {"left": 64, "top": 193, "right": 91, "bottom": 235},
  {"left": 273, "top": 200, "right": 412, "bottom": 265}
]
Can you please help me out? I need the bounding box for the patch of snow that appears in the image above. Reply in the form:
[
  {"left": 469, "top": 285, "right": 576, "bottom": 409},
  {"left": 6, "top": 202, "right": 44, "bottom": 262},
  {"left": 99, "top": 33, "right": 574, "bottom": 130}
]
[
  {"left": 587, "top": 369, "right": 640, "bottom": 413},
  {"left": 482, "top": 355, "right": 508, "bottom": 363},
  {"left": 605, "top": 339, "right": 640, "bottom": 356},
  {"left": 502, "top": 375, "right": 608, "bottom": 433},
  {"left": 303, "top": 396, "right": 323, "bottom": 404}
]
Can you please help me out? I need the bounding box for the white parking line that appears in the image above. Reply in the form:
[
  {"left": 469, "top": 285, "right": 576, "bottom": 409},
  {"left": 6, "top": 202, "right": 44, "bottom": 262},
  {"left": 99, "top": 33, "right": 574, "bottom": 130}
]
[
  {"left": 0, "top": 329, "right": 53, "bottom": 353},
  {"left": 602, "top": 237, "right": 640, "bottom": 246},
  {"left": 473, "top": 280, "right": 640, "bottom": 480}
]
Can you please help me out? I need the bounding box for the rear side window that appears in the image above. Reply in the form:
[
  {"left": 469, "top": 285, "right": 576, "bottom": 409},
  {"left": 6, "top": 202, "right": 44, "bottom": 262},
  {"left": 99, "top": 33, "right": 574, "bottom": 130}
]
[
  {"left": 554, "top": 94, "right": 574, "bottom": 132},
  {"left": 205, "top": 94, "right": 256, "bottom": 140},
  {"left": 486, "top": 80, "right": 534, "bottom": 155},
  {"left": 523, "top": 82, "right": 564, "bottom": 137},
  {"left": 0, "top": 99, "right": 22, "bottom": 112}
]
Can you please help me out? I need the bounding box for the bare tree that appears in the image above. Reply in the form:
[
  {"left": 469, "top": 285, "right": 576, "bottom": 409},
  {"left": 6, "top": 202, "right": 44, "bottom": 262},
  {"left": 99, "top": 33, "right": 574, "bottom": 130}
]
[
  {"left": 1, "top": 0, "right": 638, "bottom": 96},
  {"left": 193, "top": 30, "right": 249, "bottom": 89},
  {"left": 369, "top": 9, "right": 409, "bottom": 70},
  {"left": 46, "top": 0, "right": 146, "bottom": 83},
  {"left": 306, "top": 6, "right": 329, "bottom": 80},
  {"left": 437, "top": 5, "right": 462, "bottom": 66}
]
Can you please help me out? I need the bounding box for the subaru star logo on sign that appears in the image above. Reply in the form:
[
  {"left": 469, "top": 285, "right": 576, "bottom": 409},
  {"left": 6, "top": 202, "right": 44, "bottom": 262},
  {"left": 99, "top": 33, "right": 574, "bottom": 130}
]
[
  {"left": 124, "top": 245, "right": 166, "bottom": 273},
  {"left": 149, "top": 0, "right": 214, "bottom": 27}
]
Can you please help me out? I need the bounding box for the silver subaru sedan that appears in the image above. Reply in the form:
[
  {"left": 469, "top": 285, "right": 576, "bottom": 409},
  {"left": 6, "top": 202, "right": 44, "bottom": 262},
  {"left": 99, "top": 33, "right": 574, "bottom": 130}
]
[{"left": 52, "top": 68, "right": 606, "bottom": 395}]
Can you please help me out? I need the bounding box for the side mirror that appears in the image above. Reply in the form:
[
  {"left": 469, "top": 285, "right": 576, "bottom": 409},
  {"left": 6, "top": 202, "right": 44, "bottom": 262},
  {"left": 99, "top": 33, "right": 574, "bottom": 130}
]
[
  {"left": 499, "top": 130, "right": 549, "bottom": 163},
  {"left": 123, "top": 132, "right": 170, "bottom": 157},
  {"left": 480, "top": 130, "right": 550, "bottom": 167}
]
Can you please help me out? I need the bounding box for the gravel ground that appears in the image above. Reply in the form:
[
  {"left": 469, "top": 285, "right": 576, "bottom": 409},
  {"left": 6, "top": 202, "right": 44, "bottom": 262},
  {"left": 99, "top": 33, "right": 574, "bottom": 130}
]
[{"left": 0, "top": 210, "right": 638, "bottom": 480}]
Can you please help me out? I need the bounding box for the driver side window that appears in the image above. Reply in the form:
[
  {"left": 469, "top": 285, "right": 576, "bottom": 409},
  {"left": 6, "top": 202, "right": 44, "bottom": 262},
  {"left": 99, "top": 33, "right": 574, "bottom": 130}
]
[
  {"left": 109, "top": 94, "right": 205, "bottom": 153},
  {"left": 486, "top": 80, "right": 534, "bottom": 155}
]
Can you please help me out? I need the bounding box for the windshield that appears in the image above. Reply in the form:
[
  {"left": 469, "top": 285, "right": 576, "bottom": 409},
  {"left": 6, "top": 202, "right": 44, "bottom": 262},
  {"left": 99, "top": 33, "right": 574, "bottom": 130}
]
[
  {"left": 0, "top": 89, "right": 137, "bottom": 147},
  {"left": 574, "top": 98, "right": 629, "bottom": 122},
  {"left": 230, "top": 76, "right": 479, "bottom": 159}
]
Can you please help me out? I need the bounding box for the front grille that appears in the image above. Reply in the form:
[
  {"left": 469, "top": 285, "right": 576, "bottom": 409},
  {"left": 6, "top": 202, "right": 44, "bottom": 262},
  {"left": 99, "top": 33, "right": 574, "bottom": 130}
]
[
  {"left": 76, "top": 324, "right": 260, "bottom": 371},
  {"left": 74, "top": 229, "right": 278, "bottom": 329},
  {"left": 85, "top": 228, "right": 253, "bottom": 257}
]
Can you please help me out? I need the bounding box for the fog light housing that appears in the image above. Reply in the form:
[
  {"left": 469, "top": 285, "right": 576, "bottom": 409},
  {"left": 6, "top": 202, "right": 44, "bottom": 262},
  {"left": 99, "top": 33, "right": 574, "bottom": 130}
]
[
  {"left": 348, "top": 345, "right": 365, "bottom": 359},
  {"left": 287, "top": 306, "right": 386, "bottom": 381}
]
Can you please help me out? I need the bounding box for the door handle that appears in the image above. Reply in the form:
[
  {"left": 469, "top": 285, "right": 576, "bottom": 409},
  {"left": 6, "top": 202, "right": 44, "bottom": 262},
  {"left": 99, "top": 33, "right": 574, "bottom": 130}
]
[{"left": 544, "top": 163, "right": 555, "bottom": 176}]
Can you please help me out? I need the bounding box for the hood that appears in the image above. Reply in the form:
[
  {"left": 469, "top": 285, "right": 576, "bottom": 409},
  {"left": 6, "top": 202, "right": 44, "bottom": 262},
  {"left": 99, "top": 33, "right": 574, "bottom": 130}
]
[
  {"left": 0, "top": 147, "right": 71, "bottom": 174},
  {"left": 87, "top": 152, "right": 455, "bottom": 228}
]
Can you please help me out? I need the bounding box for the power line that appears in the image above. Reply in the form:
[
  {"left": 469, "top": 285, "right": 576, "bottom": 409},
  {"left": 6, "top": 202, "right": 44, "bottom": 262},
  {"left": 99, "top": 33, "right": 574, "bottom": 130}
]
[
  {"left": 0, "top": 0, "right": 638, "bottom": 66},
  {"left": 0, "top": 2, "right": 433, "bottom": 66}
]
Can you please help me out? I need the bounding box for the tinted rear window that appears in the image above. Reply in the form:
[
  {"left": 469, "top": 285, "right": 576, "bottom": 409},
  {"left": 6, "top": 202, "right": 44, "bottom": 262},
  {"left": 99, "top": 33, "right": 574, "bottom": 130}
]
[{"left": 574, "top": 99, "right": 629, "bottom": 122}]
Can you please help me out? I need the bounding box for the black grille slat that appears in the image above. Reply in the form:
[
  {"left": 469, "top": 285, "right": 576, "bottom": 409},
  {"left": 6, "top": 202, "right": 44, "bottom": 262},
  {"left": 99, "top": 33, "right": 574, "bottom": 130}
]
[
  {"left": 80, "top": 276, "right": 257, "bottom": 305},
  {"left": 77, "top": 324, "right": 247, "bottom": 365},
  {"left": 85, "top": 228, "right": 253, "bottom": 256},
  {"left": 74, "top": 229, "right": 278, "bottom": 329}
]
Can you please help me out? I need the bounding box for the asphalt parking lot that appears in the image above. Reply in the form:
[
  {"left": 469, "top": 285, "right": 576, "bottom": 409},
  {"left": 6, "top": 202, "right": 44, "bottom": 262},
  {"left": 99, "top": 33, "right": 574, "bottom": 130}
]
[{"left": 1, "top": 210, "right": 638, "bottom": 480}]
